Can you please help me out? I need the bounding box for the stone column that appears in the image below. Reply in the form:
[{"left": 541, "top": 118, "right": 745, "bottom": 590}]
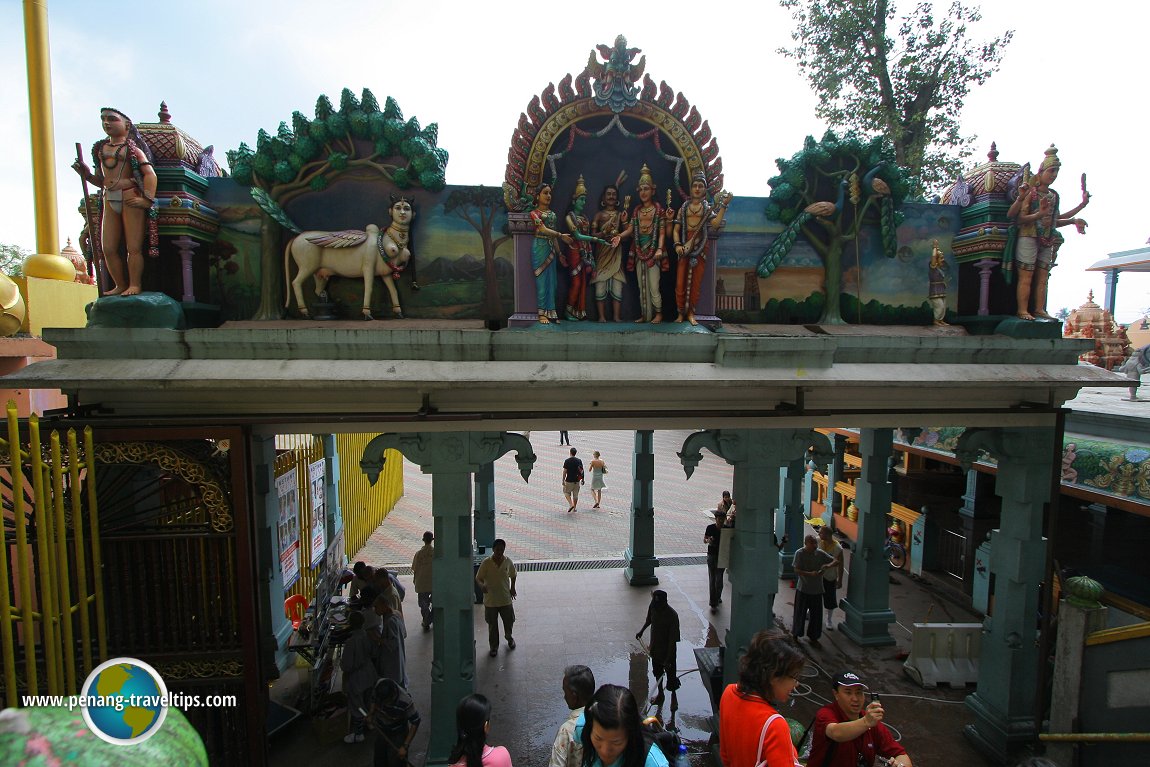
[
  {"left": 825, "top": 433, "right": 848, "bottom": 519},
  {"left": 171, "top": 236, "right": 199, "bottom": 302},
  {"left": 625, "top": 430, "right": 658, "bottom": 586},
  {"left": 473, "top": 461, "right": 496, "bottom": 552},
  {"left": 778, "top": 458, "right": 806, "bottom": 580},
  {"left": 360, "top": 432, "right": 534, "bottom": 766},
  {"left": 680, "top": 428, "right": 830, "bottom": 687},
  {"left": 1047, "top": 576, "right": 1108, "bottom": 767},
  {"left": 956, "top": 427, "right": 1056, "bottom": 764},
  {"left": 838, "top": 428, "right": 896, "bottom": 647}
]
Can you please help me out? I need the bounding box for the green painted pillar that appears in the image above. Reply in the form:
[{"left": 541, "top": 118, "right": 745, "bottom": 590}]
[
  {"left": 779, "top": 458, "right": 806, "bottom": 579},
  {"left": 680, "top": 429, "right": 830, "bottom": 688},
  {"left": 625, "top": 430, "right": 659, "bottom": 586},
  {"left": 473, "top": 461, "right": 495, "bottom": 551},
  {"left": 838, "top": 428, "right": 896, "bottom": 647},
  {"left": 826, "top": 433, "right": 847, "bottom": 519},
  {"left": 360, "top": 432, "right": 535, "bottom": 766},
  {"left": 957, "top": 427, "right": 1055, "bottom": 764}
]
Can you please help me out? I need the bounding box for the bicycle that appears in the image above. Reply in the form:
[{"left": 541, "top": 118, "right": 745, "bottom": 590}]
[{"left": 884, "top": 528, "right": 907, "bottom": 570}]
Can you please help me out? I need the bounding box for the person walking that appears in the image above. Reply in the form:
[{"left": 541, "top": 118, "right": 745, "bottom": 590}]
[
  {"left": 448, "top": 693, "right": 513, "bottom": 767},
  {"left": 589, "top": 451, "right": 608, "bottom": 508},
  {"left": 704, "top": 509, "right": 727, "bottom": 612},
  {"left": 411, "top": 530, "right": 435, "bottom": 631},
  {"left": 559, "top": 430, "right": 571, "bottom": 445},
  {"left": 562, "top": 448, "right": 585, "bottom": 513},
  {"left": 475, "top": 538, "right": 517, "bottom": 657},
  {"left": 792, "top": 534, "right": 834, "bottom": 647},
  {"left": 817, "top": 526, "right": 844, "bottom": 631},
  {"left": 549, "top": 665, "right": 595, "bottom": 767}
]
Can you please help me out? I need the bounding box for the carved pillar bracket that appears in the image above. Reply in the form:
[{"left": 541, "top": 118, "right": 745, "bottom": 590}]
[
  {"left": 358, "top": 431, "right": 534, "bottom": 765},
  {"left": 679, "top": 428, "right": 831, "bottom": 687},
  {"left": 956, "top": 427, "right": 1057, "bottom": 764},
  {"left": 838, "top": 428, "right": 898, "bottom": 647}
]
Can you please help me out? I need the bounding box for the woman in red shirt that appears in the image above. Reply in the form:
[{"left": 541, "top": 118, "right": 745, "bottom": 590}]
[{"left": 719, "top": 630, "right": 805, "bottom": 767}]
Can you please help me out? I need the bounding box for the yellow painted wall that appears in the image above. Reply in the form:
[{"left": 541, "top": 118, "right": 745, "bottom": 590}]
[{"left": 13, "top": 276, "right": 97, "bottom": 335}]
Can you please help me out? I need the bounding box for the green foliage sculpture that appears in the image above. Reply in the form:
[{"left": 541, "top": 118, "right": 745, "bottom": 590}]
[
  {"left": 779, "top": 0, "right": 1012, "bottom": 195},
  {"left": 759, "top": 130, "right": 910, "bottom": 325},
  {"left": 226, "top": 88, "right": 448, "bottom": 213}
]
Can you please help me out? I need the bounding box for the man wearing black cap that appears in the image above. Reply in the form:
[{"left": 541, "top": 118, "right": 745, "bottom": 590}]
[
  {"left": 635, "top": 590, "right": 680, "bottom": 705},
  {"left": 808, "top": 671, "right": 912, "bottom": 767},
  {"left": 411, "top": 531, "right": 435, "bottom": 631}
]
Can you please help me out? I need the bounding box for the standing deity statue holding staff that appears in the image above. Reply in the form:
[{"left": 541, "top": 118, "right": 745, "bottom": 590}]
[
  {"left": 621, "top": 164, "right": 670, "bottom": 323},
  {"left": 672, "top": 171, "right": 731, "bottom": 325},
  {"left": 72, "top": 108, "right": 158, "bottom": 296}
]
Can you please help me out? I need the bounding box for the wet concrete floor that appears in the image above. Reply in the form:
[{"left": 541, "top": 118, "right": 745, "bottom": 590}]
[{"left": 272, "top": 429, "right": 995, "bottom": 766}]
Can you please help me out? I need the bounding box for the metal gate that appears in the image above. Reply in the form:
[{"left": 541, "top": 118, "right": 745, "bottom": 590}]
[{"left": 938, "top": 527, "right": 967, "bottom": 582}]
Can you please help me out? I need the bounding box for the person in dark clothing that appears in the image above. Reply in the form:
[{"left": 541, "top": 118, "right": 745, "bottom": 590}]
[
  {"left": 367, "top": 677, "right": 420, "bottom": 767},
  {"left": 561, "top": 448, "right": 585, "bottom": 513},
  {"left": 704, "top": 509, "right": 727, "bottom": 612},
  {"left": 635, "top": 590, "right": 680, "bottom": 706}
]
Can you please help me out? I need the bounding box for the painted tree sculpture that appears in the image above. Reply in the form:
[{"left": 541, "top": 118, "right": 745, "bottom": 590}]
[
  {"left": 444, "top": 186, "right": 512, "bottom": 320},
  {"left": 759, "top": 131, "right": 910, "bottom": 324},
  {"left": 225, "top": 88, "right": 448, "bottom": 319}
]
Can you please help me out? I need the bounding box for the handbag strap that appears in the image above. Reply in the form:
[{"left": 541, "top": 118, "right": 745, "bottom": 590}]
[{"left": 754, "top": 713, "right": 782, "bottom": 766}]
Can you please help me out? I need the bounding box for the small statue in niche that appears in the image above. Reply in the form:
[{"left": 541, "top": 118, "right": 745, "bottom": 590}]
[
  {"left": 284, "top": 194, "right": 416, "bottom": 320},
  {"left": 623, "top": 164, "right": 670, "bottom": 323},
  {"left": 928, "top": 239, "right": 949, "bottom": 326},
  {"left": 1007, "top": 145, "right": 1090, "bottom": 321},
  {"left": 72, "top": 107, "right": 158, "bottom": 296},
  {"left": 591, "top": 173, "right": 629, "bottom": 323},
  {"left": 562, "top": 175, "right": 612, "bottom": 321},
  {"left": 529, "top": 182, "right": 574, "bottom": 324},
  {"left": 672, "top": 172, "right": 731, "bottom": 325}
]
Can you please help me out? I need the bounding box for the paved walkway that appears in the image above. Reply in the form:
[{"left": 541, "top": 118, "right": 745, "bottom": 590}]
[{"left": 273, "top": 429, "right": 993, "bottom": 767}]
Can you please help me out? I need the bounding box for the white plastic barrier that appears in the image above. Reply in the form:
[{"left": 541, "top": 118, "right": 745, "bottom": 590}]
[{"left": 903, "top": 622, "right": 983, "bottom": 688}]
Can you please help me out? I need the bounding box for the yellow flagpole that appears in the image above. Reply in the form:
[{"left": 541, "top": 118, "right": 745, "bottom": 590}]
[{"left": 23, "top": 0, "right": 60, "bottom": 256}]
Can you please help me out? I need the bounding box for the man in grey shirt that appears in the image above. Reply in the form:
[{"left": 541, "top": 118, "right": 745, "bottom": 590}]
[{"left": 792, "top": 534, "right": 834, "bottom": 646}]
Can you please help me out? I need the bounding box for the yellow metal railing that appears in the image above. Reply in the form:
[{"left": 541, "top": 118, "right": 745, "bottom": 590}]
[
  {"left": 0, "top": 403, "right": 105, "bottom": 706},
  {"left": 1085, "top": 620, "right": 1150, "bottom": 647},
  {"left": 335, "top": 434, "right": 403, "bottom": 560}
]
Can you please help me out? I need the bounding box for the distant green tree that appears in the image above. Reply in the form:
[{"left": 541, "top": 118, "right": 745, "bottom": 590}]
[
  {"left": 759, "top": 131, "right": 911, "bottom": 325},
  {"left": 0, "top": 242, "right": 28, "bottom": 277},
  {"left": 1055, "top": 307, "right": 1071, "bottom": 322},
  {"left": 779, "top": 0, "right": 1013, "bottom": 195},
  {"left": 226, "top": 88, "right": 448, "bottom": 208},
  {"left": 444, "top": 186, "right": 512, "bottom": 320}
]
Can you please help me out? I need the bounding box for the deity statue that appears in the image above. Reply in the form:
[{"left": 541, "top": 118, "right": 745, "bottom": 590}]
[
  {"left": 928, "top": 240, "right": 949, "bottom": 326},
  {"left": 590, "top": 173, "right": 628, "bottom": 322},
  {"left": 72, "top": 107, "right": 158, "bottom": 296},
  {"left": 529, "top": 183, "right": 574, "bottom": 324},
  {"left": 622, "top": 164, "right": 670, "bottom": 323},
  {"left": 562, "top": 176, "right": 611, "bottom": 321},
  {"left": 585, "top": 35, "right": 646, "bottom": 114},
  {"left": 1006, "top": 145, "right": 1089, "bottom": 321},
  {"left": 671, "top": 172, "right": 731, "bottom": 324}
]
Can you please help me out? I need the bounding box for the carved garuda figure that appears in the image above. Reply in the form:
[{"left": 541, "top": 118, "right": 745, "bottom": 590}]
[{"left": 585, "top": 34, "right": 646, "bottom": 113}]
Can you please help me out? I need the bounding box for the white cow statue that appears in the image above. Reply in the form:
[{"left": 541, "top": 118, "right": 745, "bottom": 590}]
[{"left": 284, "top": 196, "right": 415, "bottom": 320}]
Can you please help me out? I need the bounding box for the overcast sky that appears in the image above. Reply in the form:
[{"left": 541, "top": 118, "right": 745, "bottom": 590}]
[{"left": 2, "top": 0, "right": 1145, "bottom": 322}]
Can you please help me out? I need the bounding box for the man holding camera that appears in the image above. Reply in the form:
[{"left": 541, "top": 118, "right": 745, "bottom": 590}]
[{"left": 808, "top": 671, "right": 912, "bottom": 767}]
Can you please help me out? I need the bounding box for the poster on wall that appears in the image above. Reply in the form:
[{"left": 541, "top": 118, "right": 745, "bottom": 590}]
[
  {"left": 276, "top": 468, "right": 301, "bottom": 589},
  {"left": 308, "top": 458, "right": 327, "bottom": 563}
]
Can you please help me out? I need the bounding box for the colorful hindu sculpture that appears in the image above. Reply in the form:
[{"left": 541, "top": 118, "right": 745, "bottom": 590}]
[
  {"left": 624, "top": 164, "right": 670, "bottom": 323},
  {"left": 1006, "top": 145, "right": 1089, "bottom": 321},
  {"left": 562, "top": 175, "right": 611, "bottom": 321},
  {"left": 928, "top": 239, "right": 949, "bottom": 326},
  {"left": 530, "top": 183, "right": 574, "bottom": 323},
  {"left": 591, "top": 174, "right": 629, "bottom": 323},
  {"left": 672, "top": 171, "right": 731, "bottom": 325},
  {"left": 72, "top": 107, "right": 159, "bottom": 296},
  {"left": 585, "top": 35, "right": 645, "bottom": 114},
  {"left": 284, "top": 194, "right": 417, "bottom": 320}
]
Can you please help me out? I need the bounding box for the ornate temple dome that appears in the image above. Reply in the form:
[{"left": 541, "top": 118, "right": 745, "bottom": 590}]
[
  {"left": 60, "top": 238, "right": 92, "bottom": 284},
  {"left": 940, "top": 143, "right": 1022, "bottom": 206},
  {"left": 1064, "top": 291, "right": 1131, "bottom": 370},
  {"left": 137, "top": 102, "right": 223, "bottom": 177}
]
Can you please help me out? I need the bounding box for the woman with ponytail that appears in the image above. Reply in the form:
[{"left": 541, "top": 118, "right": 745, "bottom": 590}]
[{"left": 448, "top": 693, "right": 513, "bottom": 767}]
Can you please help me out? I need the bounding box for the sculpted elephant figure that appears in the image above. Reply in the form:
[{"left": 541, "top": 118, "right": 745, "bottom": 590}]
[{"left": 283, "top": 196, "right": 415, "bottom": 320}]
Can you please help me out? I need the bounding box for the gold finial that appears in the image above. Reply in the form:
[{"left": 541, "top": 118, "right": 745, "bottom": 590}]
[
  {"left": 573, "top": 175, "right": 587, "bottom": 199},
  {"left": 638, "top": 163, "right": 653, "bottom": 189},
  {"left": 1040, "top": 144, "right": 1061, "bottom": 172}
]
